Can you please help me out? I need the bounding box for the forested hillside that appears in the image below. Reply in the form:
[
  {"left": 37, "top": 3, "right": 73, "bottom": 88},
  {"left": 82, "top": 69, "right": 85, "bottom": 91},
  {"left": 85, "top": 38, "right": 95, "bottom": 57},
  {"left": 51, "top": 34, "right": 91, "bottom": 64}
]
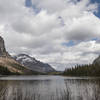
[
  {"left": 63, "top": 63, "right": 100, "bottom": 76},
  {"left": 63, "top": 55, "right": 100, "bottom": 76}
]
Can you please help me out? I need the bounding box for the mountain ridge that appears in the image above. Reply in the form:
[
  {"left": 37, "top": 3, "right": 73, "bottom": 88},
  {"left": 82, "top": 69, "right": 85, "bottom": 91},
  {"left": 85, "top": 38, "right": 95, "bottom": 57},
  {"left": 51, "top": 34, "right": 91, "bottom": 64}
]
[
  {"left": 93, "top": 55, "right": 100, "bottom": 65},
  {"left": 0, "top": 36, "right": 39, "bottom": 75},
  {"left": 13, "top": 54, "right": 55, "bottom": 73}
]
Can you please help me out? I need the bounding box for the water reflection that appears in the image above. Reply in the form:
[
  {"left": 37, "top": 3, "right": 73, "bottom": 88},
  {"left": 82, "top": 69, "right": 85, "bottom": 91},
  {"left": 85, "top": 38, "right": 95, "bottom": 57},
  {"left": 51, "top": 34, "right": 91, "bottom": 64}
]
[
  {"left": 0, "top": 76, "right": 100, "bottom": 100},
  {"left": 64, "top": 79, "right": 100, "bottom": 100}
]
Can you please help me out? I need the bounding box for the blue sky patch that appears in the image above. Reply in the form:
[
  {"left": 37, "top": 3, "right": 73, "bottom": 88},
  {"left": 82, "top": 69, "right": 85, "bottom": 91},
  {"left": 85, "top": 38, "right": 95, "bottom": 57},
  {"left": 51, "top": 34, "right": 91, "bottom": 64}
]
[
  {"left": 90, "top": 0, "right": 100, "bottom": 18},
  {"left": 91, "top": 37, "right": 98, "bottom": 41},
  {"left": 25, "top": 0, "right": 41, "bottom": 14},
  {"left": 25, "top": 0, "right": 32, "bottom": 7},
  {"left": 63, "top": 40, "right": 76, "bottom": 47}
]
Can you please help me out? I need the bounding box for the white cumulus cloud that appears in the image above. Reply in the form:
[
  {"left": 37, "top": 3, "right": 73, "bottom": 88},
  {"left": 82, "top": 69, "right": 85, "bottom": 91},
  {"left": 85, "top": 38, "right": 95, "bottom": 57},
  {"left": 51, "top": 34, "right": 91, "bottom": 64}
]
[{"left": 0, "top": 0, "right": 100, "bottom": 70}]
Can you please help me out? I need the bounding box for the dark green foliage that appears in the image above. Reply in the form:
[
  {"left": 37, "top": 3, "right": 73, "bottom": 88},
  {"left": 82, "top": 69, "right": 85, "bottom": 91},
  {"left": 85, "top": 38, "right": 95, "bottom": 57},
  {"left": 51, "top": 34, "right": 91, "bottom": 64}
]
[
  {"left": 0, "top": 64, "right": 44, "bottom": 75},
  {"left": 8, "top": 62, "right": 42, "bottom": 75},
  {"left": 63, "top": 63, "right": 100, "bottom": 76},
  {"left": 0, "top": 65, "right": 19, "bottom": 75}
]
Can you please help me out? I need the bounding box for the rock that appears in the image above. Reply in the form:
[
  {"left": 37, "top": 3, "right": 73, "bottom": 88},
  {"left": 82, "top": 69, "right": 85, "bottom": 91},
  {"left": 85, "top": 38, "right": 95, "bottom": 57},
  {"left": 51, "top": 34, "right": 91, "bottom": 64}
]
[
  {"left": 93, "top": 55, "right": 100, "bottom": 65},
  {"left": 0, "top": 36, "right": 10, "bottom": 57},
  {"left": 0, "top": 36, "right": 38, "bottom": 75},
  {"left": 14, "top": 54, "right": 55, "bottom": 73},
  {"left": 0, "top": 36, "right": 55, "bottom": 74}
]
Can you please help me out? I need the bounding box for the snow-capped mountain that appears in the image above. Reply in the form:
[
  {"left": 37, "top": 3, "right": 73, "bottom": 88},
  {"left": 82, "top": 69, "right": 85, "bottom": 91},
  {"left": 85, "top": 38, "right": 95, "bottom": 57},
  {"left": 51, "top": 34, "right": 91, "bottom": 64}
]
[
  {"left": 13, "top": 54, "right": 55, "bottom": 73},
  {"left": 0, "top": 36, "right": 35, "bottom": 75}
]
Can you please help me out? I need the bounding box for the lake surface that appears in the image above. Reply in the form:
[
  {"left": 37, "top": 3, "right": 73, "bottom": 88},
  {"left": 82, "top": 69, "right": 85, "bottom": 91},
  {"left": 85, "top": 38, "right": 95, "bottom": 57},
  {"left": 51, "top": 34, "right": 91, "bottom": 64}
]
[{"left": 0, "top": 75, "right": 100, "bottom": 100}]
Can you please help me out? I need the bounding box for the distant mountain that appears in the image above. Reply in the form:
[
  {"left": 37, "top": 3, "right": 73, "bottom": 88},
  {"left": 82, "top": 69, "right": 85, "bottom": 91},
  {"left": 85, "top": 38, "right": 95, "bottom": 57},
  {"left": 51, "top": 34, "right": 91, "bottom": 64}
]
[
  {"left": 0, "top": 36, "right": 38, "bottom": 75},
  {"left": 93, "top": 55, "right": 100, "bottom": 65},
  {"left": 13, "top": 54, "right": 55, "bottom": 73}
]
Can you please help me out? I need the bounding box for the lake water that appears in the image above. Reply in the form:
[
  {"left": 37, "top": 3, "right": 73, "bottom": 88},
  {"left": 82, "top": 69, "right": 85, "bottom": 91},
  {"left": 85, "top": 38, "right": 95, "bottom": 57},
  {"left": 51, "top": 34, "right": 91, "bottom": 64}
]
[{"left": 0, "top": 75, "right": 100, "bottom": 100}]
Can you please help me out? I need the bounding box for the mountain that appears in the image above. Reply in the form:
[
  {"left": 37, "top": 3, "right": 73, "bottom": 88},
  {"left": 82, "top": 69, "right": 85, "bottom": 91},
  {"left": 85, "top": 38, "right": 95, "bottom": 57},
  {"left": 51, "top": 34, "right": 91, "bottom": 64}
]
[
  {"left": 93, "top": 55, "right": 100, "bottom": 65},
  {"left": 13, "top": 54, "right": 55, "bottom": 73},
  {"left": 0, "top": 36, "right": 38, "bottom": 75},
  {"left": 0, "top": 36, "right": 10, "bottom": 57},
  {"left": 0, "top": 57, "right": 37, "bottom": 75}
]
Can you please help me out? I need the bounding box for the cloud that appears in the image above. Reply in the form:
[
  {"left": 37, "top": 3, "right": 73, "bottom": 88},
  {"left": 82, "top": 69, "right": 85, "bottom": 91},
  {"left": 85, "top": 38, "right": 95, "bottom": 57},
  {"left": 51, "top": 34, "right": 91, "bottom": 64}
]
[
  {"left": 12, "top": 10, "right": 60, "bottom": 35},
  {"left": 0, "top": 0, "right": 100, "bottom": 70},
  {"left": 65, "top": 13, "right": 100, "bottom": 41}
]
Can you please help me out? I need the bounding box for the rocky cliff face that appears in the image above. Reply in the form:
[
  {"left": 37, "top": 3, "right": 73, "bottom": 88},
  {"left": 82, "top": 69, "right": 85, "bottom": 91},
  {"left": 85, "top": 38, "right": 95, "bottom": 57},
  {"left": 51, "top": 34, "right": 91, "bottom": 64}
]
[
  {"left": 0, "top": 36, "right": 55, "bottom": 74},
  {"left": 14, "top": 54, "right": 55, "bottom": 73},
  {"left": 0, "top": 36, "right": 37, "bottom": 75},
  {"left": 0, "top": 36, "right": 10, "bottom": 57}
]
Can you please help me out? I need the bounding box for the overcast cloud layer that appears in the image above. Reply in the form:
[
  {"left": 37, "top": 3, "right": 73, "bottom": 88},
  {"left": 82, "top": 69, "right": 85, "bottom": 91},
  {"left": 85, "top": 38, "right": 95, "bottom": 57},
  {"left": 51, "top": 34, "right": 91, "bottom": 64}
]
[{"left": 0, "top": 0, "right": 100, "bottom": 70}]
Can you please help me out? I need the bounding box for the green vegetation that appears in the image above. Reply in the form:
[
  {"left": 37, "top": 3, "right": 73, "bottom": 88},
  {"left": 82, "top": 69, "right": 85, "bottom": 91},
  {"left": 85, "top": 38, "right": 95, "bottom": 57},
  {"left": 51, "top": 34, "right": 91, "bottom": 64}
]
[
  {"left": 63, "top": 63, "right": 100, "bottom": 76},
  {"left": 47, "top": 71, "right": 62, "bottom": 75},
  {"left": 0, "top": 65, "right": 20, "bottom": 75},
  {"left": 8, "top": 62, "right": 43, "bottom": 75},
  {"left": 0, "top": 64, "right": 41, "bottom": 75},
  {"left": 0, "top": 63, "right": 45, "bottom": 75}
]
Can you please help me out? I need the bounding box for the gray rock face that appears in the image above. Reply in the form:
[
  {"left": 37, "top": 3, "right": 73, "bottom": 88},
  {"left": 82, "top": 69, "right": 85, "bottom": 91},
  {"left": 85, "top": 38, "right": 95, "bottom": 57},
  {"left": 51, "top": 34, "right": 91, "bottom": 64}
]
[
  {"left": 0, "top": 36, "right": 10, "bottom": 57},
  {"left": 14, "top": 54, "right": 55, "bottom": 73},
  {"left": 93, "top": 55, "right": 100, "bottom": 65},
  {"left": 0, "top": 36, "right": 39, "bottom": 75}
]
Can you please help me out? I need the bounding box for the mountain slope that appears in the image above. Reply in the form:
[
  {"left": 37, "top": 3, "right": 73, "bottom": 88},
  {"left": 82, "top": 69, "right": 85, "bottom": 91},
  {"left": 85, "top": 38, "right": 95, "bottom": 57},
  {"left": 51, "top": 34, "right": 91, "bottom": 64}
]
[
  {"left": 14, "top": 54, "right": 55, "bottom": 73},
  {"left": 0, "top": 36, "right": 39, "bottom": 75},
  {"left": 93, "top": 55, "right": 100, "bottom": 65},
  {"left": 0, "top": 57, "right": 36, "bottom": 75}
]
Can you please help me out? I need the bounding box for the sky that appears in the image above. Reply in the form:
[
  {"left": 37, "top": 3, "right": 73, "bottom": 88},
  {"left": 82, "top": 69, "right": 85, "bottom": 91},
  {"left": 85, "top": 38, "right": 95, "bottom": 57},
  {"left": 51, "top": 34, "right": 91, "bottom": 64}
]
[{"left": 0, "top": 0, "right": 100, "bottom": 70}]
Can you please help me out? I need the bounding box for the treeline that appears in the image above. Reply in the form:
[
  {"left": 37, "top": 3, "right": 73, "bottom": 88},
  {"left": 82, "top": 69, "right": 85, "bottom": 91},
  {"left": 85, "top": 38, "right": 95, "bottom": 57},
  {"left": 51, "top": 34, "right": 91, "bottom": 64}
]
[{"left": 63, "top": 63, "right": 100, "bottom": 76}]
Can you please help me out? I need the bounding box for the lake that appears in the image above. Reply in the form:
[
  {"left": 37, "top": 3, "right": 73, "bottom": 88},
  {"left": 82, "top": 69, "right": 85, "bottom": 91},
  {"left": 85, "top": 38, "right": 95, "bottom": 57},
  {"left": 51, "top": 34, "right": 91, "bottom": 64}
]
[{"left": 0, "top": 75, "right": 100, "bottom": 100}]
